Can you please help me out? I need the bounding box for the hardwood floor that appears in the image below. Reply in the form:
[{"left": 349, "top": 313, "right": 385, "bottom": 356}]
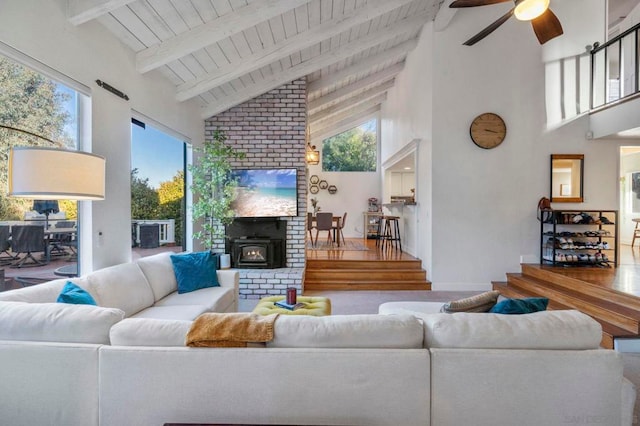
[
  {"left": 304, "top": 238, "right": 431, "bottom": 291},
  {"left": 494, "top": 244, "right": 640, "bottom": 349}
]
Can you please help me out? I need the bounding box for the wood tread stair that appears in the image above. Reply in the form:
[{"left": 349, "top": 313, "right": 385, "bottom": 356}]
[
  {"left": 493, "top": 264, "right": 640, "bottom": 349},
  {"left": 305, "top": 259, "right": 431, "bottom": 291}
]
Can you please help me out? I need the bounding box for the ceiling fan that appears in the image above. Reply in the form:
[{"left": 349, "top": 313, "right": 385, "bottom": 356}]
[{"left": 450, "top": 0, "right": 563, "bottom": 46}]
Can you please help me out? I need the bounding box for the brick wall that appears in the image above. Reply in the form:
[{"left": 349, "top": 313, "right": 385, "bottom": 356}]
[{"left": 204, "top": 78, "right": 307, "bottom": 299}]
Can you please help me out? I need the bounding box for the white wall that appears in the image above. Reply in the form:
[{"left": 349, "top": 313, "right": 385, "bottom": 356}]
[
  {"left": 306, "top": 164, "right": 381, "bottom": 238},
  {"left": 381, "top": 23, "right": 433, "bottom": 271},
  {"left": 0, "top": 1, "right": 203, "bottom": 271},
  {"left": 382, "top": 1, "right": 620, "bottom": 290}
]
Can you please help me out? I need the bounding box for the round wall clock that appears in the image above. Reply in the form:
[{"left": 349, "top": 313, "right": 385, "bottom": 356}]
[{"left": 469, "top": 112, "right": 506, "bottom": 149}]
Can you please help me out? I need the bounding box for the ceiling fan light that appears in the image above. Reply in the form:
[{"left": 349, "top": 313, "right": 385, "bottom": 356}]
[{"left": 514, "top": 0, "right": 549, "bottom": 21}]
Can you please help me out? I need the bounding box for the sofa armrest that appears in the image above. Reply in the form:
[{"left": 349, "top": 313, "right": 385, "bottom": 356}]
[
  {"left": 622, "top": 376, "right": 636, "bottom": 426},
  {"left": 216, "top": 269, "right": 239, "bottom": 291}
]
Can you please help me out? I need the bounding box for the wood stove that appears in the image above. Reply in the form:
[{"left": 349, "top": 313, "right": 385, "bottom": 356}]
[
  {"left": 226, "top": 218, "right": 287, "bottom": 269},
  {"left": 231, "top": 238, "right": 284, "bottom": 269}
]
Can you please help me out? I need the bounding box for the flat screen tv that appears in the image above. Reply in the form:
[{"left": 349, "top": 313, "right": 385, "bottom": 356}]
[{"left": 231, "top": 168, "right": 298, "bottom": 218}]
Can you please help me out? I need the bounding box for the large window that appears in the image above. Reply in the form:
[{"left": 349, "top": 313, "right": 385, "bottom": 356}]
[
  {"left": 131, "top": 119, "right": 186, "bottom": 253},
  {"left": 0, "top": 53, "right": 83, "bottom": 287},
  {"left": 322, "top": 118, "right": 377, "bottom": 172}
]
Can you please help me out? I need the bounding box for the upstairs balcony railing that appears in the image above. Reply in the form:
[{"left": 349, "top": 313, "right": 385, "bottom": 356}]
[
  {"left": 591, "top": 22, "right": 640, "bottom": 109},
  {"left": 545, "top": 22, "right": 640, "bottom": 126}
]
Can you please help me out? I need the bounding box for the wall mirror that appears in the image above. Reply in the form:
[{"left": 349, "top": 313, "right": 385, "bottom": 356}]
[{"left": 550, "top": 154, "right": 584, "bottom": 203}]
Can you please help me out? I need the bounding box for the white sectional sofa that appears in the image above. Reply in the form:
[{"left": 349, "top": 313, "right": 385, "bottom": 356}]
[{"left": 0, "top": 256, "right": 635, "bottom": 426}]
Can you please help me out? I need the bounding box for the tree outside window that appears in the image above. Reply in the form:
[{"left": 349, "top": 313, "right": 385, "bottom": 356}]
[{"left": 322, "top": 118, "right": 377, "bottom": 172}]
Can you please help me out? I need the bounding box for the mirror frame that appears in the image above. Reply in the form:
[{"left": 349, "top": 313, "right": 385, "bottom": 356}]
[{"left": 550, "top": 154, "right": 584, "bottom": 203}]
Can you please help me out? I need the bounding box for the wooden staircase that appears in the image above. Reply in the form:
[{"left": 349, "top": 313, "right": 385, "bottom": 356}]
[
  {"left": 304, "top": 258, "right": 431, "bottom": 291},
  {"left": 493, "top": 264, "right": 640, "bottom": 349}
]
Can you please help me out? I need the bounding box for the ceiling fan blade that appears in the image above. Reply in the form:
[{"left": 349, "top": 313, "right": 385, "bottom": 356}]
[
  {"left": 450, "top": 0, "right": 511, "bottom": 7},
  {"left": 531, "top": 8, "right": 564, "bottom": 44},
  {"left": 463, "top": 7, "right": 514, "bottom": 46}
]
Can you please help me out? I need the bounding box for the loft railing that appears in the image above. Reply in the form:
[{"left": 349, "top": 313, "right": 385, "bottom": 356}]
[{"left": 591, "top": 22, "right": 640, "bottom": 109}]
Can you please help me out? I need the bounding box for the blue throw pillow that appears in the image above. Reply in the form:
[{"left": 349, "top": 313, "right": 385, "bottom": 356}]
[
  {"left": 57, "top": 281, "right": 97, "bottom": 305},
  {"left": 489, "top": 297, "right": 549, "bottom": 315},
  {"left": 170, "top": 251, "right": 220, "bottom": 294}
]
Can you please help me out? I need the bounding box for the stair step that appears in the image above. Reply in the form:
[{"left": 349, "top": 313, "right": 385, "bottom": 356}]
[
  {"left": 304, "top": 280, "right": 431, "bottom": 291},
  {"left": 506, "top": 273, "right": 640, "bottom": 333},
  {"left": 496, "top": 277, "right": 638, "bottom": 349},
  {"left": 521, "top": 264, "right": 640, "bottom": 312},
  {"left": 307, "top": 259, "right": 423, "bottom": 270},
  {"left": 305, "top": 269, "right": 426, "bottom": 281}
]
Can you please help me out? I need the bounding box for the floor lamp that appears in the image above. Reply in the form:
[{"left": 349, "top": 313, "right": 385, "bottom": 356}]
[{"left": 1, "top": 125, "right": 106, "bottom": 276}]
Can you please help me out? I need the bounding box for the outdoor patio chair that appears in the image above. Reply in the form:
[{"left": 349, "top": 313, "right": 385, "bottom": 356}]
[
  {"left": 11, "top": 225, "right": 47, "bottom": 268},
  {"left": 0, "top": 225, "right": 17, "bottom": 264},
  {"left": 49, "top": 221, "right": 77, "bottom": 259}
]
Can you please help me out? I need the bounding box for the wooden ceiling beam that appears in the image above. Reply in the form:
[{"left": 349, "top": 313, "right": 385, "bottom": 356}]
[
  {"left": 136, "top": 0, "right": 310, "bottom": 73},
  {"left": 67, "top": 0, "right": 136, "bottom": 25},
  {"left": 310, "top": 93, "right": 387, "bottom": 127},
  {"left": 200, "top": 12, "right": 428, "bottom": 118},
  {"left": 308, "top": 65, "right": 403, "bottom": 113},
  {"left": 310, "top": 106, "right": 381, "bottom": 141},
  {"left": 176, "top": 0, "right": 418, "bottom": 102},
  {"left": 434, "top": 0, "right": 457, "bottom": 32},
  {"left": 306, "top": 42, "right": 414, "bottom": 94},
  {"left": 309, "top": 84, "right": 392, "bottom": 122}
]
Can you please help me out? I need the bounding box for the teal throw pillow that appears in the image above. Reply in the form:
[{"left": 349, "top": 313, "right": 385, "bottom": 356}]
[
  {"left": 170, "top": 251, "right": 220, "bottom": 294},
  {"left": 57, "top": 281, "right": 97, "bottom": 305},
  {"left": 489, "top": 297, "right": 549, "bottom": 315}
]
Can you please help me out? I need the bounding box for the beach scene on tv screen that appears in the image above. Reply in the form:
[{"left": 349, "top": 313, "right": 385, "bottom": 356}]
[{"left": 232, "top": 169, "right": 297, "bottom": 217}]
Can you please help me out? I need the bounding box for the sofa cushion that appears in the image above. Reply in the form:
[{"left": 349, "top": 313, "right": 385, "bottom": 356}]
[
  {"left": 154, "top": 285, "right": 235, "bottom": 312},
  {"left": 0, "top": 278, "right": 89, "bottom": 303},
  {"left": 421, "top": 310, "right": 602, "bottom": 350},
  {"left": 86, "top": 263, "right": 155, "bottom": 317},
  {"left": 440, "top": 290, "right": 500, "bottom": 313},
  {"left": 57, "top": 282, "right": 97, "bottom": 305},
  {"left": 0, "top": 301, "right": 124, "bottom": 344},
  {"left": 170, "top": 251, "right": 220, "bottom": 294},
  {"left": 489, "top": 297, "right": 549, "bottom": 314},
  {"left": 131, "top": 305, "right": 209, "bottom": 320},
  {"left": 136, "top": 251, "right": 178, "bottom": 301},
  {"left": 267, "top": 314, "right": 424, "bottom": 348},
  {"left": 109, "top": 318, "right": 192, "bottom": 346}
]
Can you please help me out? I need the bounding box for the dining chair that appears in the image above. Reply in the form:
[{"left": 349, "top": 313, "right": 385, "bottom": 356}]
[
  {"left": 307, "top": 212, "right": 316, "bottom": 246},
  {"left": 11, "top": 225, "right": 46, "bottom": 268},
  {"left": 314, "top": 212, "right": 334, "bottom": 247},
  {"left": 332, "top": 212, "right": 347, "bottom": 247}
]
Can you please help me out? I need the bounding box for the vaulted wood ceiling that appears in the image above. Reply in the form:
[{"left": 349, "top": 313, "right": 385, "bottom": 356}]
[{"left": 67, "top": 0, "right": 442, "bottom": 138}]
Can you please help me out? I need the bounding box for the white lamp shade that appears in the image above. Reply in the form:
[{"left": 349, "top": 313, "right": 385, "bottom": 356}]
[
  {"left": 514, "top": 0, "right": 549, "bottom": 21},
  {"left": 9, "top": 147, "right": 105, "bottom": 200}
]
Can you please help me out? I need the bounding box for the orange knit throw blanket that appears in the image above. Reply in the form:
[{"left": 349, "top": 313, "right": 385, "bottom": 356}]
[{"left": 185, "top": 313, "right": 279, "bottom": 347}]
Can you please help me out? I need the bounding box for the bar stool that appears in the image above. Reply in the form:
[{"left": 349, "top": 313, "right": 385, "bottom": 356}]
[
  {"left": 632, "top": 218, "right": 640, "bottom": 248},
  {"left": 377, "top": 215, "right": 402, "bottom": 251}
]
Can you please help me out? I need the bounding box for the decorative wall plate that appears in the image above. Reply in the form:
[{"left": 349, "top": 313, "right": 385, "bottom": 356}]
[
  {"left": 309, "top": 175, "right": 319, "bottom": 184},
  {"left": 309, "top": 185, "right": 319, "bottom": 194},
  {"left": 327, "top": 185, "right": 337, "bottom": 194},
  {"left": 318, "top": 180, "right": 328, "bottom": 189}
]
